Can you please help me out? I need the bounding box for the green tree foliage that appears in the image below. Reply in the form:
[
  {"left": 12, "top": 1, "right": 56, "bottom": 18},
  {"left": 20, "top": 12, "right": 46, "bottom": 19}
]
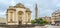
[
  {"left": 31, "top": 18, "right": 49, "bottom": 25},
  {"left": 31, "top": 20, "right": 36, "bottom": 24},
  {"left": 43, "top": 21, "right": 49, "bottom": 24},
  {"left": 36, "top": 18, "right": 44, "bottom": 24}
]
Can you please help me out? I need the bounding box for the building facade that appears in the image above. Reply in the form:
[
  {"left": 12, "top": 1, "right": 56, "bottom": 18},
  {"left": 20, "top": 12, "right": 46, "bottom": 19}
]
[
  {"left": 52, "top": 10, "right": 60, "bottom": 25},
  {"left": 0, "top": 17, "right": 6, "bottom": 25},
  {"left": 41, "top": 16, "right": 51, "bottom": 23},
  {"left": 6, "top": 3, "right": 31, "bottom": 25}
]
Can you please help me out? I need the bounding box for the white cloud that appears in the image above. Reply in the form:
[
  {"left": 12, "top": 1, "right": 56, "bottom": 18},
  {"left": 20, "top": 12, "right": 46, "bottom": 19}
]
[
  {"left": 0, "top": 0, "right": 16, "bottom": 6},
  {"left": 0, "top": 10, "right": 6, "bottom": 15},
  {"left": 10, "top": 0, "right": 16, "bottom": 6}
]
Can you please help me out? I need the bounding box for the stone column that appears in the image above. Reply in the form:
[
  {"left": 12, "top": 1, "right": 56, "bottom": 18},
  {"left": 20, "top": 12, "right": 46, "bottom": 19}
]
[
  {"left": 7, "top": 11, "right": 13, "bottom": 25},
  {"left": 8, "top": 12, "right": 11, "bottom": 22},
  {"left": 13, "top": 11, "right": 16, "bottom": 22},
  {"left": 26, "top": 12, "right": 31, "bottom": 24},
  {"left": 26, "top": 12, "right": 28, "bottom": 23},
  {"left": 16, "top": 11, "right": 19, "bottom": 25},
  {"left": 22, "top": 11, "right": 26, "bottom": 24},
  {"left": 28, "top": 13, "right": 31, "bottom": 23},
  {"left": 27, "top": 12, "right": 31, "bottom": 24}
]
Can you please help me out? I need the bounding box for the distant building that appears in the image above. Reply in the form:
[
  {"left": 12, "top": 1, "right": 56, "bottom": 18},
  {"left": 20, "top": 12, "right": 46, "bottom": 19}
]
[
  {"left": 52, "top": 10, "right": 60, "bottom": 25},
  {"left": 6, "top": 3, "right": 31, "bottom": 25},
  {"left": 0, "top": 17, "right": 6, "bottom": 25},
  {"left": 41, "top": 16, "right": 51, "bottom": 23}
]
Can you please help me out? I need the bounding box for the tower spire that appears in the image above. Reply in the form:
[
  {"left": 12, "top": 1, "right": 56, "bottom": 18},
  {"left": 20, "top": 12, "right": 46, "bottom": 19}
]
[{"left": 35, "top": 3, "right": 38, "bottom": 19}]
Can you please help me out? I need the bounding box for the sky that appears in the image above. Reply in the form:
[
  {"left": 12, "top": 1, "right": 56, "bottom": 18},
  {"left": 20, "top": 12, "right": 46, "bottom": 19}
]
[{"left": 0, "top": 0, "right": 60, "bottom": 19}]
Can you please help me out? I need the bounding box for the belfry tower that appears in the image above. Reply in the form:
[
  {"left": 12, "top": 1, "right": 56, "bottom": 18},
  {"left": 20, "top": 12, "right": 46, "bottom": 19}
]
[{"left": 35, "top": 4, "right": 38, "bottom": 19}]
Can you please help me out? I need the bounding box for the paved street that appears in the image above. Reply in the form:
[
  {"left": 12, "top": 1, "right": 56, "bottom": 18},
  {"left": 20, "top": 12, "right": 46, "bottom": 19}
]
[
  {"left": 0, "top": 25, "right": 60, "bottom": 28},
  {"left": 34, "top": 26, "right": 60, "bottom": 28}
]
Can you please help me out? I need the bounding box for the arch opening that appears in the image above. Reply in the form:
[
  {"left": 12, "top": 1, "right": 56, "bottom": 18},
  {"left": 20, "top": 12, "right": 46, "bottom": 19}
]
[{"left": 18, "top": 11, "right": 23, "bottom": 24}]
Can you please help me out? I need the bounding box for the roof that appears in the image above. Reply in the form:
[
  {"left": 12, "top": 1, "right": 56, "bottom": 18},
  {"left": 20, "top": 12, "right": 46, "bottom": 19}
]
[
  {"left": 14, "top": 3, "right": 25, "bottom": 8},
  {"left": 52, "top": 9, "right": 60, "bottom": 14},
  {"left": 7, "top": 3, "right": 31, "bottom": 12},
  {"left": 26, "top": 8, "right": 31, "bottom": 12}
]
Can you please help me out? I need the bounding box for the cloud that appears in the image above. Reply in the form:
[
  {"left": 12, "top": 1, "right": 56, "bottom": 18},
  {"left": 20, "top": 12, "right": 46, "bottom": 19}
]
[
  {"left": 0, "top": 0, "right": 16, "bottom": 16},
  {"left": 10, "top": 0, "right": 16, "bottom": 6},
  {"left": 0, "top": 10, "right": 6, "bottom": 15},
  {"left": 0, "top": 10, "right": 6, "bottom": 18}
]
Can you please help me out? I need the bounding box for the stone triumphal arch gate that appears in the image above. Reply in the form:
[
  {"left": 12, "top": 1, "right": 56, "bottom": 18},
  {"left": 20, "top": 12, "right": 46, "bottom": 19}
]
[{"left": 6, "top": 3, "right": 31, "bottom": 25}]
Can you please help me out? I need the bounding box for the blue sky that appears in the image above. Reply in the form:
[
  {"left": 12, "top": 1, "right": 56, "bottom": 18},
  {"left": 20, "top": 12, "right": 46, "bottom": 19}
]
[{"left": 0, "top": 0, "right": 60, "bottom": 19}]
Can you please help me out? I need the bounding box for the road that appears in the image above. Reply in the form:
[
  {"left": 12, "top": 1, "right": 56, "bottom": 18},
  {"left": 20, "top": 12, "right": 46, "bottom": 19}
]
[{"left": 0, "top": 25, "right": 60, "bottom": 28}]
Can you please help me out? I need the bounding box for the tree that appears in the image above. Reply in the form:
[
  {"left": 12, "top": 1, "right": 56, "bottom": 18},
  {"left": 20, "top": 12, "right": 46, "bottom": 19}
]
[
  {"left": 36, "top": 18, "right": 44, "bottom": 25},
  {"left": 31, "top": 18, "right": 49, "bottom": 25},
  {"left": 31, "top": 20, "right": 36, "bottom": 24},
  {"left": 35, "top": 18, "right": 49, "bottom": 25},
  {"left": 43, "top": 21, "right": 49, "bottom": 24}
]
